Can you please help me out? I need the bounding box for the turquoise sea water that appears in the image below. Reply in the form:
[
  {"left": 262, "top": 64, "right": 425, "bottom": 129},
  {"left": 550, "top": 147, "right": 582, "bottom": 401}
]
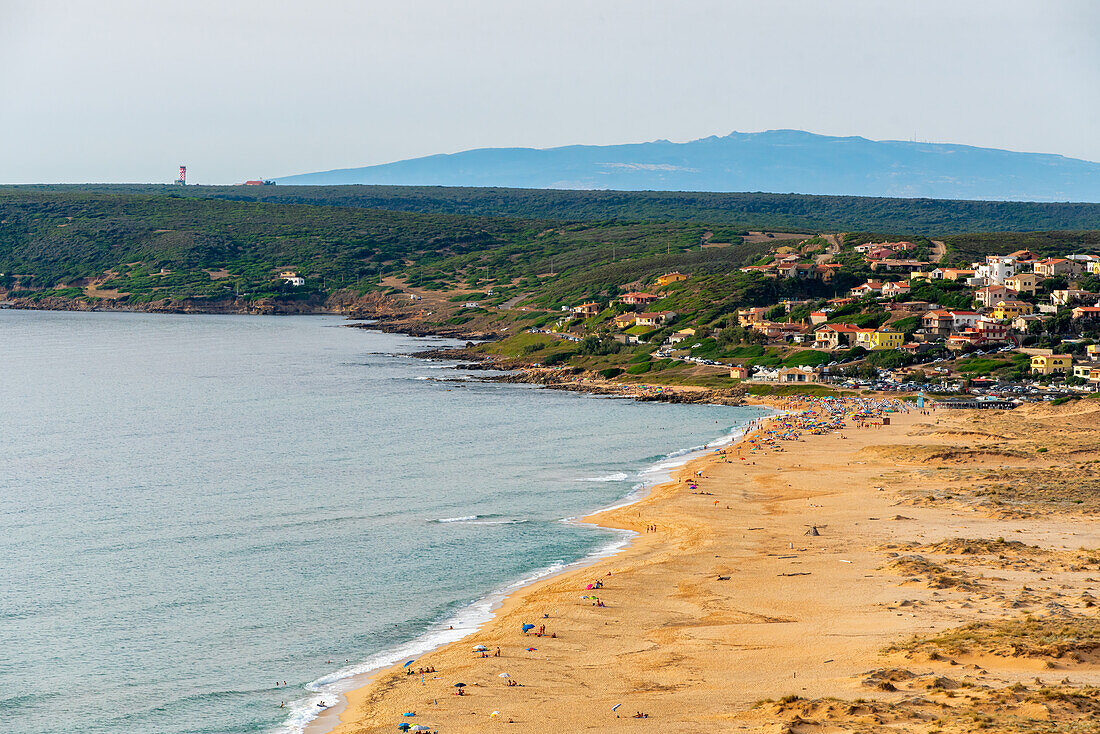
[{"left": 0, "top": 310, "right": 767, "bottom": 734}]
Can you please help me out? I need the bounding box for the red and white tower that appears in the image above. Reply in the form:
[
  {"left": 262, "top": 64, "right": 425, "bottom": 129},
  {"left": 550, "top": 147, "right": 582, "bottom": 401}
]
[{"left": 175, "top": 166, "right": 187, "bottom": 185}]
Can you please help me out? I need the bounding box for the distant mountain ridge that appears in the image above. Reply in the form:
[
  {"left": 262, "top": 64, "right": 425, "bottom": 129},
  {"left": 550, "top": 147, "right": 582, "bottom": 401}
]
[{"left": 275, "top": 130, "right": 1100, "bottom": 203}]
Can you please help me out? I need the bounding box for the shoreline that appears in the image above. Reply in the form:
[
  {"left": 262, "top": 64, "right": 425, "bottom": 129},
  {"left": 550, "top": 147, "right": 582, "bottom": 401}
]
[
  {"left": 309, "top": 401, "right": 848, "bottom": 734},
  {"left": 297, "top": 409, "right": 775, "bottom": 734},
  {"left": 311, "top": 395, "right": 1100, "bottom": 734}
]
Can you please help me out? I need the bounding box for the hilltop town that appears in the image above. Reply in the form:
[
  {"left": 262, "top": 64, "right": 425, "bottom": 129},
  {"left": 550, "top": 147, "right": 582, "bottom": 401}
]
[{"left": 435, "top": 235, "right": 1100, "bottom": 403}]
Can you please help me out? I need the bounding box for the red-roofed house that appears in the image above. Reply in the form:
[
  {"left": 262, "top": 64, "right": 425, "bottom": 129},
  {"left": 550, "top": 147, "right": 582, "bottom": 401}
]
[
  {"left": 1034, "top": 258, "right": 1082, "bottom": 278},
  {"left": 813, "top": 323, "right": 863, "bottom": 350},
  {"left": 1072, "top": 306, "right": 1100, "bottom": 320},
  {"left": 619, "top": 292, "right": 660, "bottom": 306},
  {"left": 849, "top": 280, "right": 884, "bottom": 298}
]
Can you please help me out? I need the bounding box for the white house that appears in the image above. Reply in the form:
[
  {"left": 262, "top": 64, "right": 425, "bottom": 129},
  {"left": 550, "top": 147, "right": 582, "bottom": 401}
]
[{"left": 971, "top": 256, "right": 1019, "bottom": 286}]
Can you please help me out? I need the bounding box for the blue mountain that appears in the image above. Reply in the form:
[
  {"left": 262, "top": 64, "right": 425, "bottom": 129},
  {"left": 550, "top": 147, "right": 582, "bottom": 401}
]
[{"left": 275, "top": 130, "right": 1100, "bottom": 202}]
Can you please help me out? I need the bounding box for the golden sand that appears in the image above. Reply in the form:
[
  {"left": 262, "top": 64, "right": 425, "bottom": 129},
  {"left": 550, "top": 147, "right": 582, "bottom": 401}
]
[{"left": 319, "top": 400, "right": 1100, "bottom": 733}]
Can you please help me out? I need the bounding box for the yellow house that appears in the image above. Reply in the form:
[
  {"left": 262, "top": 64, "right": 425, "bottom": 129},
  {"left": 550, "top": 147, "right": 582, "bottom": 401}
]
[
  {"left": 656, "top": 272, "right": 689, "bottom": 286},
  {"left": 855, "top": 328, "right": 903, "bottom": 351},
  {"left": 1030, "top": 354, "right": 1071, "bottom": 375},
  {"left": 867, "top": 328, "right": 904, "bottom": 350},
  {"left": 1004, "top": 273, "right": 1041, "bottom": 295},
  {"left": 991, "top": 300, "right": 1034, "bottom": 320}
]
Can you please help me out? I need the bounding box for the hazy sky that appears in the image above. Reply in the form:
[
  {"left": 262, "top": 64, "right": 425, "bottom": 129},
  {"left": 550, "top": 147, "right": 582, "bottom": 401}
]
[{"left": 2, "top": 0, "right": 1098, "bottom": 184}]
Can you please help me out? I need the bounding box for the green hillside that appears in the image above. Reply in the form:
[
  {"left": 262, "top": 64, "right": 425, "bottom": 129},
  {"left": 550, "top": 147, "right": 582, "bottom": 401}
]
[{"left": 10, "top": 183, "right": 1100, "bottom": 234}]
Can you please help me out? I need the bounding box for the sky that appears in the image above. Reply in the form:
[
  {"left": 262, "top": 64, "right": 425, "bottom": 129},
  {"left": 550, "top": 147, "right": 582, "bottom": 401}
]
[{"left": 2, "top": 0, "right": 1098, "bottom": 184}]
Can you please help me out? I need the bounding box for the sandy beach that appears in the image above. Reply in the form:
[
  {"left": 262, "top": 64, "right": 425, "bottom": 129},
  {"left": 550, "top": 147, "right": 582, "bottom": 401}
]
[{"left": 319, "top": 397, "right": 1100, "bottom": 733}]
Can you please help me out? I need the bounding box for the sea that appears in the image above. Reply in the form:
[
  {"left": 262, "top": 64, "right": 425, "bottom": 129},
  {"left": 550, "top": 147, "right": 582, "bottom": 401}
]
[{"left": 0, "top": 310, "right": 769, "bottom": 734}]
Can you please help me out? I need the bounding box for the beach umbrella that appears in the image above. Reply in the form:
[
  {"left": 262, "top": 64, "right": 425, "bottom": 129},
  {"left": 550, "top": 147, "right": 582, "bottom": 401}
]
[
  {"left": 397, "top": 724, "right": 410, "bottom": 732},
  {"left": 526, "top": 647, "right": 537, "bottom": 651},
  {"left": 490, "top": 711, "right": 501, "bottom": 718},
  {"left": 521, "top": 624, "right": 535, "bottom": 632},
  {"left": 403, "top": 660, "right": 415, "bottom": 667},
  {"left": 473, "top": 644, "right": 489, "bottom": 652},
  {"left": 498, "top": 673, "right": 510, "bottom": 678},
  {"left": 454, "top": 682, "right": 467, "bottom": 687},
  {"left": 411, "top": 726, "right": 431, "bottom": 732},
  {"left": 612, "top": 703, "right": 621, "bottom": 711},
  {"left": 403, "top": 711, "right": 416, "bottom": 717}
]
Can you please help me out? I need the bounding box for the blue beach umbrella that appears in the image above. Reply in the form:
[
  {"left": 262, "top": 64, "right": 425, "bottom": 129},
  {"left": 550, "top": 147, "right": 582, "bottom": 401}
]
[
  {"left": 521, "top": 624, "right": 535, "bottom": 632},
  {"left": 403, "top": 660, "right": 415, "bottom": 667},
  {"left": 397, "top": 724, "right": 410, "bottom": 732}
]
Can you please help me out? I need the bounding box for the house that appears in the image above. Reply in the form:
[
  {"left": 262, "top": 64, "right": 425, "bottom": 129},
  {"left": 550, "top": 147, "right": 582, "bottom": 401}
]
[
  {"left": 635, "top": 311, "right": 676, "bottom": 327},
  {"left": 921, "top": 310, "right": 955, "bottom": 338},
  {"left": 855, "top": 241, "right": 912, "bottom": 255},
  {"left": 739, "top": 264, "right": 778, "bottom": 277},
  {"left": 812, "top": 264, "right": 842, "bottom": 282},
  {"left": 827, "top": 297, "right": 857, "bottom": 307},
  {"left": 854, "top": 328, "right": 904, "bottom": 351},
  {"left": 948, "top": 311, "right": 981, "bottom": 330},
  {"left": 920, "top": 310, "right": 979, "bottom": 338},
  {"left": 1031, "top": 354, "right": 1072, "bottom": 375},
  {"left": 729, "top": 365, "right": 751, "bottom": 380},
  {"left": 870, "top": 259, "right": 929, "bottom": 273},
  {"left": 1072, "top": 364, "right": 1100, "bottom": 381},
  {"left": 612, "top": 313, "right": 637, "bottom": 329},
  {"left": 812, "top": 323, "right": 863, "bottom": 350},
  {"left": 1088, "top": 344, "right": 1100, "bottom": 361},
  {"left": 974, "top": 318, "right": 1010, "bottom": 341},
  {"left": 753, "top": 321, "right": 809, "bottom": 339},
  {"left": 776, "top": 263, "right": 816, "bottom": 279},
  {"left": 778, "top": 299, "right": 814, "bottom": 313},
  {"left": 941, "top": 269, "right": 976, "bottom": 281},
  {"left": 278, "top": 270, "right": 305, "bottom": 286},
  {"left": 991, "top": 300, "right": 1033, "bottom": 320},
  {"left": 1003, "top": 273, "right": 1041, "bottom": 295},
  {"left": 972, "top": 255, "right": 1019, "bottom": 286},
  {"left": 897, "top": 301, "right": 935, "bottom": 312},
  {"left": 947, "top": 320, "right": 1009, "bottom": 350},
  {"left": 1033, "top": 258, "right": 1082, "bottom": 278},
  {"left": 619, "top": 292, "right": 660, "bottom": 306},
  {"left": 656, "top": 272, "right": 689, "bottom": 286},
  {"left": 975, "top": 284, "right": 1017, "bottom": 308},
  {"left": 737, "top": 307, "right": 768, "bottom": 327},
  {"left": 1072, "top": 306, "right": 1100, "bottom": 320},
  {"left": 668, "top": 327, "right": 697, "bottom": 344},
  {"left": 778, "top": 367, "right": 819, "bottom": 383},
  {"left": 572, "top": 302, "right": 600, "bottom": 317},
  {"left": 1012, "top": 313, "right": 1044, "bottom": 333},
  {"left": 1052, "top": 289, "right": 1095, "bottom": 307},
  {"left": 1008, "top": 249, "right": 1036, "bottom": 262},
  {"left": 849, "top": 280, "right": 884, "bottom": 298},
  {"left": 809, "top": 310, "right": 831, "bottom": 325},
  {"left": 881, "top": 281, "right": 911, "bottom": 298}
]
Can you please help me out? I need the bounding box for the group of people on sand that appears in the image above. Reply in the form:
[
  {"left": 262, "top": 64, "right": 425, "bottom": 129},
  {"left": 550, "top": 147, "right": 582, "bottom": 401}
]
[{"left": 405, "top": 665, "right": 436, "bottom": 676}]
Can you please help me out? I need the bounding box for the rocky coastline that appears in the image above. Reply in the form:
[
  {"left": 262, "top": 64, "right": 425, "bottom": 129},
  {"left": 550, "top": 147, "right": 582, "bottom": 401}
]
[{"left": 3, "top": 294, "right": 745, "bottom": 405}]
